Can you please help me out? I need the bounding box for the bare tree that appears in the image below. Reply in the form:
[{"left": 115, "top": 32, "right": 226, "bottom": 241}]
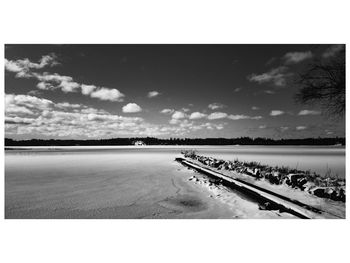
[{"left": 295, "top": 47, "right": 345, "bottom": 117}]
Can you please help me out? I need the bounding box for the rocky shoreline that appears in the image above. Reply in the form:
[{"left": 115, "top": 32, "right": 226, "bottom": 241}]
[{"left": 181, "top": 150, "right": 346, "bottom": 203}]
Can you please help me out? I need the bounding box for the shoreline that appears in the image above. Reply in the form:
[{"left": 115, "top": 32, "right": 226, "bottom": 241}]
[
  {"left": 5, "top": 144, "right": 346, "bottom": 149},
  {"left": 180, "top": 150, "right": 345, "bottom": 218}
]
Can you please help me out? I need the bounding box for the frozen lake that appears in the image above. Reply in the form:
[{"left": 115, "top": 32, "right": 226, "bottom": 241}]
[{"left": 5, "top": 145, "right": 345, "bottom": 219}]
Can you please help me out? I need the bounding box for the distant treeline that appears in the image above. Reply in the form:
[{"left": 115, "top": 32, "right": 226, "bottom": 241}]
[{"left": 5, "top": 137, "right": 345, "bottom": 146}]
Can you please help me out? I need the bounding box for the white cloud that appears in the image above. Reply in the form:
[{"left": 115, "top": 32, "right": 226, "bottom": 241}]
[
  {"left": 37, "top": 82, "right": 51, "bottom": 90},
  {"left": 322, "top": 44, "right": 344, "bottom": 58},
  {"left": 5, "top": 94, "right": 53, "bottom": 111},
  {"left": 90, "top": 88, "right": 125, "bottom": 102},
  {"left": 298, "top": 110, "right": 321, "bottom": 115},
  {"left": 5, "top": 93, "right": 217, "bottom": 139},
  {"left": 270, "top": 110, "right": 285, "bottom": 116},
  {"left": 56, "top": 102, "right": 84, "bottom": 109},
  {"left": 6, "top": 55, "right": 126, "bottom": 102},
  {"left": 296, "top": 126, "right": 307, "bottom": 130},
  {"left": 248, "top": 66, "right": 291, "bottom": 87},
  {"left": 208, "top": 103, "right": 225, "bottom": 110},
  {"left": 280, "top": 126, "right": 289, "bottom": 132},
  {"left": 189, "top": 112, "right": 207, "bottom": 120},
  {"left": 283, "top": 51, "right": 313, "bottom": 64},
  {"left": 5, "top": 105, "right": 34, "bottom": 115},
  {"left": 259, "top": 125, "right": 267, "bottom": 129},
  {"left": 5, "top": 53, "right": 58, "bottom": 74},
  {"left": 122, "top": 103, "right": 142, "bottom": 113},
  {"left": 172, "top": 111, "right": 186, "bottom": 119},
  {"left": 252, "top": 106, "right": 260, "bottom": 110},
  {"left": 5, "top": 116, "right": 36, "bottom": 124},
  {"left": 160, "top": 109, "right": 174, "bottom": 114},
  {"left": 208, "top": 112, "right": 228, "bottom": 120},
  {"left": 5, "top": 59, "right": 23, "bottom": 72},
  {"left": 59, "top": 80, "right": 80, "bottom": 93},
  {"left": 227, "top": 114, "right": 262, "bottom": 120},
  {"left": 81, "top": 84, "right": 97, "bottom": 95},
  {"left": 233, "top": 87, "right": 242, "bottom": 92},
  {"left": 264, "top": 90, "right": 275, "bottom": 94},
  {"left": 147, "top": 91, "right": 160, "bottom": 98}
]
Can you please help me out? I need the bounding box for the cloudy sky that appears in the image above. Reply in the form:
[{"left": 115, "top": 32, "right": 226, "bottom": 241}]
[{"left": 5, "top": 44, "right": 345, "bottom": 140}]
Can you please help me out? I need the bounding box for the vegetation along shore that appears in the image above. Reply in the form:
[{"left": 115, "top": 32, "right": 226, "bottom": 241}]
[{"left": 181, "top": 150, "right": 345, "bottom": 203}]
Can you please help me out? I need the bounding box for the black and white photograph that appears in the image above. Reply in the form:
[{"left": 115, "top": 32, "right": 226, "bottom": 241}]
[
  {"left": 4, "top": 44, "right": 345, "bottom": 219},
  {"left": 1, "top": 1, "right": 349, "bottom": 263}
]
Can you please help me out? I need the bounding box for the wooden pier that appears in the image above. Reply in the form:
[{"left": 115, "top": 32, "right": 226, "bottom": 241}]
[{"left": 176, "top": 157, "right": 341, "bottom": 219}]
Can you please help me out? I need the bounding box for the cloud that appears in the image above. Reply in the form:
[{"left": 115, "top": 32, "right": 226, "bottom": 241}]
[
  {"left": 59, "top": 80, "right": 80, "bottom": 93},
  {"left": 252, "top": 106, "right": 260, "bottom": 110},
  {"left": 160, "top": 109, "right": 174, "bottom": 114},
  {"left": 248, "top": 66, "right": 291, "bottom": 87},
  {"left": 6, "top": 105, "right": 34, "bottom": 115},
  {"left": 298, "top": 110, "right": 321, "bottom": 115},
  {"left": 122, "top": 103, "right": 142, "bottom": 113},
  {"left": 207, "top": 112, "right": 228, "bottom": 120},
  {"left": 189, "top": 112, "right": 207, "bottom": 120},
  {"left": 5, "top": 53, "right": 58, "bottom": 74},
  {"left": 5, "top": 116, "right": 35, "bottom": 125},
  {"left": 5, "top": 54, "right": 125, "bottom": 102},
  {"left": 296, "top": 126, "right": 307, "bottom": 130},
  {"left": 147, "top": 91, "right": 160, "bottom": 98},
  {"left": 81, "top": 84, "right": 97, "bottom": 95},
  {"left": 90, "top": 88, "right": 125, "bottom": 102},
  {"left": 264, "top": 90, "right": 275, "bottom": 94},
  {"left": 208, "top": 103, "right": 225, "bottom": 110},
  {"left": 56, "top": 102, "right": 84, "bottom": 109},
  {"left": 5, "top": 93, "right": 225, "bottom": 138},
  {"left": 322, "top": 44, "right": 345, "bottom": 58},
  {"left": 172, "top": 111, "right": 186, "bottom": 119},
  {"left": 227, "top": 114, "right": 262, "bottom": 120},
  {"left": 233, "top": 87, "right": 242, "bottom": 92},
  {"left": 259, "top": 125, "right": 267, "bottom": 129},
  {"left": 5, "top": 94, "right": 53, "bottom": 111},
  {"left": 280, "top": 126, "right": 289, "bottom": 132},
  {"left": 270, "top": 110, "right": 285, "bottom": 116},
  {"left": 283, "top": 51, "right": 313, "bottom": 64}
]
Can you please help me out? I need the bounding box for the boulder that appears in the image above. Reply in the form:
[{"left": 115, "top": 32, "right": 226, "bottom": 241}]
[
  {"left": 246, "top": 168, "right": 261, "bottom": 178},
  {"left": 330, "top": 188, "right": 346, "bottom": 202},
  {"left": 267, "top": 171, "right": 281, "bottom": 184},
  {"left": 303, "top": 182, "right": 316, "bottom": 192},
  {"left": 296, "top": 177, "right": 308, "bottom": 189},
  {"left": 286, "top": 173, "right": 307, "bottom": 188},
  {"left": 310, "top": 187, "right": 326, "bottom": 198}
]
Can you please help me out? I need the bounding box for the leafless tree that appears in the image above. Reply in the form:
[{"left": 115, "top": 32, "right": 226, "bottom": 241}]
[{"left": 295, "top": 47, "right": 345, "bottom": 117}]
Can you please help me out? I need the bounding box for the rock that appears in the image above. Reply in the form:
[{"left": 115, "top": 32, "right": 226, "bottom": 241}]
[
  {"left": 303, "top": 182, "right": 316, "bottom": 192},
  {"left": 258, "top": 202, "right": 276, "bottom": 210},
  {"left": 324, "top": 187, "right": 335, "bottom": 198},
  {"left": 246, "top": 168, "right": 261, "bottom": 178},
  {"left": 296, "top": 177, "right": 308, "bottom": 189},
  {"left": 310, "top": 187, "right": 326, "bottom": 198},
  {"left": 254, "top": 168, "right": 261, "bottom": 177},
  {"left": 330, "top": 188, "right": 346, "bottom": 202},
  {"left": 286, "top": 173, "right": 307, "bottom": 188},
  {"left": 266, "top": 172, "right": 281, "bottom": 184}
]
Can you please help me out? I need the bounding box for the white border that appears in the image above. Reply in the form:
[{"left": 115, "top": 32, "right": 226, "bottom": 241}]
[{"left": 1, "top": 1, "right": 349, "bottom": 263}]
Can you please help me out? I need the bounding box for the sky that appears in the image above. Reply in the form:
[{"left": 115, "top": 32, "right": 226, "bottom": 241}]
[{"left": 4, "top": 44, "right": 345, "bottom": 140}]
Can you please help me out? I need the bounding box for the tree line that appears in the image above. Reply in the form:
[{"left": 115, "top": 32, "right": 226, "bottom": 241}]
[{"left": 5, "top": 137, "right": 345, "bottom": 146}]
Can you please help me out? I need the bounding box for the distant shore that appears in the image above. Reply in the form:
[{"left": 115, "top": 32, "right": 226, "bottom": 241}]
[{"left": 5, "top": 137, "right": 345, "bottom": 147}]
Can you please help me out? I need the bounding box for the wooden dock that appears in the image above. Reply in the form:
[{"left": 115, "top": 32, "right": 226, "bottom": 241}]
[{"left": 176, "top": 157, "right": 341, "bottom": 219}]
